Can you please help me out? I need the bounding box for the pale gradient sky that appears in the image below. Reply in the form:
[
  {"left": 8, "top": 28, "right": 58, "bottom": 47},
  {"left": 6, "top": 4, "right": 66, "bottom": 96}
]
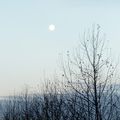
[{"left": 0, "top": 0, "right": 120, "bottom": 96}]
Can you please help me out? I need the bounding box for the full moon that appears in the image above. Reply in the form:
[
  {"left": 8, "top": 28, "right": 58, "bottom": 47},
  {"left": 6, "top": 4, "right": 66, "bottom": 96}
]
[{"left": 48, "top": 24, "right": 56, "bottom": 31}]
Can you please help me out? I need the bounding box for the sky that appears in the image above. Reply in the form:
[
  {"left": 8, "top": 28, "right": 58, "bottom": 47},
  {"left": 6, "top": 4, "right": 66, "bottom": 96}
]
[{"left": 0, "top": 0, "right": 120, "bottom": 96}]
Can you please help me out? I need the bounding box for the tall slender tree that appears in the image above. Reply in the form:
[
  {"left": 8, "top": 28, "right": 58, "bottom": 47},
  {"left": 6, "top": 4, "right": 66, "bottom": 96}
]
[{"left": 62, "top": 25, "right": 118, "bottom": 120}]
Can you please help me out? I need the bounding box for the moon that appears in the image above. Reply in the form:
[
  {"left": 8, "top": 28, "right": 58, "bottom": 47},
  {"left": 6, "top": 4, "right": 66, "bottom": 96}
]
[{"left": 48, "top": 24, "right": 56, "bottom": 31}]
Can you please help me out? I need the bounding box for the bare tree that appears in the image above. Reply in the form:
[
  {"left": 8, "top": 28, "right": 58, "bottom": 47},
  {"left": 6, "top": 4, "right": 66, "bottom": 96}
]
[{"left": 62, "top": 25, "right": 119, "bottom": 120}]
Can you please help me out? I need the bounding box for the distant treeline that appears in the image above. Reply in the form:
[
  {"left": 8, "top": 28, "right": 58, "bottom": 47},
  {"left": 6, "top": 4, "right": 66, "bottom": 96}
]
[{"left": 1, "top": 84, "right": 120, "bottom": 120}]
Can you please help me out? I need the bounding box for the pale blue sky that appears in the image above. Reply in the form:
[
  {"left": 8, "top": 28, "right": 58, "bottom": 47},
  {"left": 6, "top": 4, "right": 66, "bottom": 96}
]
[{"left": 0, "top": 0, "right": 120, "bottom": 96}]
